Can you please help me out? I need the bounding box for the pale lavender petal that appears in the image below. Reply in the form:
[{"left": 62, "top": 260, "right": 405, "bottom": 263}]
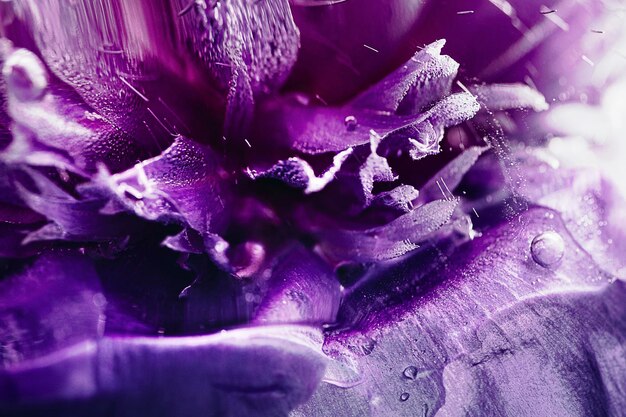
[
  {"left": 513, "top": 150, "right": 626, "bottom": 279},
  {"left": 297, "top": 207, "right": 624, "bottom": 416},
  {"left": 371, "top": 185, "right": 419, "bottom": 214},
  {"left": 469, "top": 83, "right": 549, "bottom": 112}
]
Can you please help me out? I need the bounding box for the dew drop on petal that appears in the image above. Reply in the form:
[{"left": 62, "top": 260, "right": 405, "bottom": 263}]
[
  {"left": 400, "top": 392, "right": 410, "bottom": 402},
  {"left": 344, "top": 115, "right": 358, "bottom": 131},
  {"left": 531, "top": 231, "right": 565, "bottom": 268},
  {"left": 403, "top": 365, "right": 418, "bottom": 380}
]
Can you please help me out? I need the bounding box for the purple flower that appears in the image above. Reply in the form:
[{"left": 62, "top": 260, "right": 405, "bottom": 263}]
[{"left": 1, "top": 1, "right": 625, "bottom": 416}]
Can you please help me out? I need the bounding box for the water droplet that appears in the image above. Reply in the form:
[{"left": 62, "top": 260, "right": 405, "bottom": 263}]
[
  {"left": 92, "top": 293, "right": 107, "bottom": 308},
  {"left": 344, "top": 115, "right": 358, "bottom": 131},
  {"left": 531, "top": 231, "right": 565, "bottom": 268},
  {"left": 400, "top": 392, "right": 410, "bottom": 402},
  {"left": 403, "top": 365, "right": 418, "bottom": 380}
]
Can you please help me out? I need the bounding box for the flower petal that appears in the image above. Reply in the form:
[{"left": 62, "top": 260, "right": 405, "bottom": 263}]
[
  {"left": 0, "top": 252, "right": 327, "bottom": 416},
  {"left": 250, "top": 147, "right": 353, "bottom": 194},
  {"left": 318, "top": 199, "right": 458, "bottom": 263},
  {"left": 253, "top": 244, "right": 341, "bottom": 325},
  {"left": 256, "top": 41, "right": 479, "bottom": 156},
  {"left": 351, "top": 40, "right": 457, "bottom": 114},
  {"left": 1, "top": 47, "right": 142, "bottom": 174},
  {"left": 417, "top": 146, "right": 488, "bottom": 204},
  {"left": 295, "top": 207, "right": 624, "bottom": 416},
  {"left": 1, "top": 326, "right": 327, "bottom": 417},
  {"left": 469, "top": 83, "right": 549, "bottom": 112},
  {"left": 513, "top": 150, "right": 626, "bottom": 279},
  {"left": 13, "top": 167, "right": 140, "bottom": 244},
  {"left": 0, "top": 252, "right": 104, "bottom": 367},
  {"left": 86, "top": 135, "right": 229, "bottom": 258}
]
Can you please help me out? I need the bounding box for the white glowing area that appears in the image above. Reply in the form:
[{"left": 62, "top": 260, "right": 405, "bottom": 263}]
[{"left": 543, "top": 6, "right": 626, "bottom": 199}]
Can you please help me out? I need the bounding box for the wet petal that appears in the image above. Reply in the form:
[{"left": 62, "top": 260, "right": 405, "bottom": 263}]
[
  {"left": 370, "top": 185, "right": 420, "bottom": 214},
  {"left": 513, "top": 149, "right": 626, "bottom": 279},
  {"left": 417, "top": 146, "right": 488, "bottom": 204},
  {"left": 256, "top": 42, "right": 479, "bottom": 155},
  {"left": 296, "top": 207, "right": 624, "bottom": 416},
  {"left": 253, "top": 244, "right": 341, "bottom": 325},
  {"left": 351, "top": 40, "right": 457, "bottom": 114},
  {"left": 1, "top": 47, "right": 142, "bottom": 174},
  {"left": 86, "top": 136, "right": 229, "bottom": 258},
  {"left": 318, "top": 199, "right": 458, "bottom": 263},
  {"left": 8, "top": 0, "right": 300, "bottom": 140},
  {"left": 469, "top": 83, "right": 549, "bottom": 112},
  {"left": 1, "top": 326, "right": 327, "bottom": 417}
]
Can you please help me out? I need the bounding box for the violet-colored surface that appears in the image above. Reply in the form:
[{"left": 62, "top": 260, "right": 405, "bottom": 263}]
[{"left": 1, "top": 1, "right": 625, "bottom": 416}]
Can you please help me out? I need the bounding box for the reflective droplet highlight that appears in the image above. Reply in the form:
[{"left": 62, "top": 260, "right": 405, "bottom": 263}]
[
  {"left": 400, "top": 392, "right": 410, "bottom": 402},
  {"left": 403, "top": 365, "right": 418, "bottom": 380},
  {"left": 344, "top": 115, "right": 358, "bottom": 131},
  {"left": 531, "top": 231, "right": 565, "bottom": 268}
]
